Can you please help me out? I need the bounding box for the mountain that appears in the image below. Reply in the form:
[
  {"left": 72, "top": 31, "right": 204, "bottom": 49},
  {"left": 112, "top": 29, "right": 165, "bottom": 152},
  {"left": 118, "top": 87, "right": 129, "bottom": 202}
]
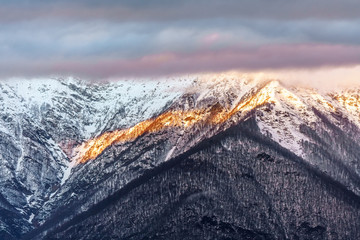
[{"left": 0, "top": 75, "right": 359, "bottom": 239}]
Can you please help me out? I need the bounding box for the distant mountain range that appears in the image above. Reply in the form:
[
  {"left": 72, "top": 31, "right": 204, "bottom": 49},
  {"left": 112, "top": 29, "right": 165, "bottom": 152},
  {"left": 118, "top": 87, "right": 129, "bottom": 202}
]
[{"left": 0, "top": 75, "right": 359, "bottom": 239}]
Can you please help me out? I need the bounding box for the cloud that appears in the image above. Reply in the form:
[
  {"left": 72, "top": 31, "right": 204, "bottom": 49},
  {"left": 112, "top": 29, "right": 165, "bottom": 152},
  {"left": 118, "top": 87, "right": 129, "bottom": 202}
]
[
  {"left": 1, "top": 0, "right": 360, "bottom": 22},
  {"left": 1, "top": 1, "right": 360, "bottom": 79},
  {"left": 2, "top": 19, "right": 360, "bottom": 56},
  {"left": 274, "top": 66, "right": 360, "bottom": 90},
  {"left": 1, "top": 44, "right": 360, "bottom": 80}
]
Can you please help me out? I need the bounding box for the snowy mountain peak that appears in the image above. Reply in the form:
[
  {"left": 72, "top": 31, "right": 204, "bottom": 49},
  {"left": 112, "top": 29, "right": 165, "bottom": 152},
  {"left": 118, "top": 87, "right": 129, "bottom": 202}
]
[
  {"left": 1, "top": 76, "right": 360, "bottom": 239},
  {"left": 70, "top": 78, "right": 329, "bottom": 165}
]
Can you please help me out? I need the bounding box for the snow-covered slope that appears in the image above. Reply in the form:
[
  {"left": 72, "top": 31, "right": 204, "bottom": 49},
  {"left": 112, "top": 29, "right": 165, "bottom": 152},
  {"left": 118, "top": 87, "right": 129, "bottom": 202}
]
[{"left": 0, "top": 77, "right": 191, "bottom": 239}]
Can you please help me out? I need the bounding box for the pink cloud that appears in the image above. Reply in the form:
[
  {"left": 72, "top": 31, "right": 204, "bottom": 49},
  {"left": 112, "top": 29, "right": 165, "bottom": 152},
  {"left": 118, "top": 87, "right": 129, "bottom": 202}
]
[
  {"left": 1, "top": 43, "right": 360, "bottom": 79},
  {"left": 201, "top": 33, "right": 220, "bottom": 45}
]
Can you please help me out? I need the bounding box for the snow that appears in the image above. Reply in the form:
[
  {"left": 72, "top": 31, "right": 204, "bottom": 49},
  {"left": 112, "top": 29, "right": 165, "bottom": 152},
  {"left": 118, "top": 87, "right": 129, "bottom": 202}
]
[
  {"left": 28, "top": 213, "right": 35, "bottom": 223},
  {"left": 61, "top": 160, "right": 76, "bottom": 185},
  {"left": 255, "top": 84, "right": 312, "bottom": 157},
  {"left": 26, "top": 194, "right": 32, "bottom": 204},
  {"left": 188, "top": 76, "right": 318, "bottom": 158},
  {"left": 15, "top": 139, "right": 25, "bottom": 173},
  {"left": 83, "top": 124, "right": 98, "bottom": 135},
  {"left": 0, "top": 124, "right": 10, "bottom": 136},
  {"left": 165, "top": 147, "right": 176, "bottom": 161},
  {"left": 15, "top": 207, "right": 26, "bottom": 215},
  {"left": 253, "top": 82, "right": 360, "bottom": 159}
]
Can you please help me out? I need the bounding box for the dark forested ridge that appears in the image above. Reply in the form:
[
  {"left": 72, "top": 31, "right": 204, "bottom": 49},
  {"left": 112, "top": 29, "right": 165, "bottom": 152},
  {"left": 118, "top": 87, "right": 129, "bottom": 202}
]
[{"left": 30, "top": 118, "right": 360, "bottom": 240}]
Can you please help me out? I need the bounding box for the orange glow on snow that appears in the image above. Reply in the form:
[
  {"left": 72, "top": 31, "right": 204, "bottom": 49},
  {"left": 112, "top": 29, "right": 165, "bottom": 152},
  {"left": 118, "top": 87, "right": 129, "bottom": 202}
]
[
  {"left": 334, "top": 93, "right": 360, "bottom": 118},
  {"left": 74, "top": 86, "right": 275, "bottom": 164}
]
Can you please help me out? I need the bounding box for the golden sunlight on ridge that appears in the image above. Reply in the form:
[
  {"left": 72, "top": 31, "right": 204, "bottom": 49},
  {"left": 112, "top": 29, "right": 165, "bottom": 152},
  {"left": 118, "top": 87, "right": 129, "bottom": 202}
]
[
  {"left": 74, "top": 82, "right": 277, "bottom": 164},
  {"left": 334, "top": 93, "right": 360, "bottom": 116}
]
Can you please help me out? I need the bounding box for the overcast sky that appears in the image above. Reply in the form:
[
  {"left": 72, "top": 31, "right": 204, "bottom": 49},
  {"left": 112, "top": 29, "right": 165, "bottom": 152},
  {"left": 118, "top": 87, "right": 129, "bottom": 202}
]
[{"left": 1, "top": 1, "right": 360, "bottom": 80}]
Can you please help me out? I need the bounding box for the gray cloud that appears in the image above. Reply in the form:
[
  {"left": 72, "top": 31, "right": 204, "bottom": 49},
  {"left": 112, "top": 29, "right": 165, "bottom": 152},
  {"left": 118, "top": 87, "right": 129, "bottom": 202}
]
[
  {"left": 1, "top": 1, "right": 360, "bottom": 79},
  {"left": 1, "top": 0, "right": 360, "bottom": 22},
  {"left": 2, "top": 19, "right": 360, "bottom": 58},
  {"left": 1, "top": 44, "right": 359, "bottom": 80}
]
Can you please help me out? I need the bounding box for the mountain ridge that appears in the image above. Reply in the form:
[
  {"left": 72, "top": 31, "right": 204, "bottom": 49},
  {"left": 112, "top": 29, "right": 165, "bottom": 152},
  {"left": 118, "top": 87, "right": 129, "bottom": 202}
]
[{"left": 0, "top": 75, "right": 359, "bottom": 239}]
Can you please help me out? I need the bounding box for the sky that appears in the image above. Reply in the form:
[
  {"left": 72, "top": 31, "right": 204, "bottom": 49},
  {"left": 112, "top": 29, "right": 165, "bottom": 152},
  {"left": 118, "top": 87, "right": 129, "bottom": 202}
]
[{"left": 1, "top": 0, "right": 360, "bottom": 83}]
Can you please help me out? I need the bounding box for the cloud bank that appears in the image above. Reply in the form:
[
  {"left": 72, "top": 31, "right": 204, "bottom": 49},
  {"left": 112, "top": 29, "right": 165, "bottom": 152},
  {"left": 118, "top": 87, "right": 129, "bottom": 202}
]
[{"left": 0, "top": 1, "right": 360, "bottom": 80}]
